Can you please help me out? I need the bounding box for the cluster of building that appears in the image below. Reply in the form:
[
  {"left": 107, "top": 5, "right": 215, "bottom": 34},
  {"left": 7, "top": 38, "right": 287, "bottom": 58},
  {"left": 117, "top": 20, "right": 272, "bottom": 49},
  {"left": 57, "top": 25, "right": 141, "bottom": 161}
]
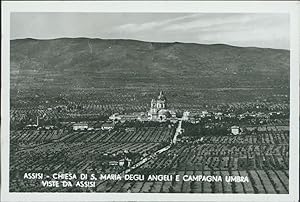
[
  {"left": 72, "top": 122, "right": 114, "bottom": 131},
  {"left": 108, "top": 157, "right": 132, "bottom": 168},
  {"left": 72, "top": 91, "right": 179, "bottom": 131},
  {"left": 108, "top": 91, "right": 178, "bottom": 123},
  {"left": 182, "top": 109, "right": 285, "bottom": 124},
  {"left": 71, "top": 91, "right": 245, "bottom": 136},
  {"left": 26, "top": 91, "right": 244, "bottom": 136}
]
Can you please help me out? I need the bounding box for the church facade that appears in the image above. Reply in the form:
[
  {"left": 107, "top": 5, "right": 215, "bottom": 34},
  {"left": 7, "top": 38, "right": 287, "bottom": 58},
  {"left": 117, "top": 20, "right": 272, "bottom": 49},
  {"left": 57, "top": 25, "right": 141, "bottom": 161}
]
[{"left": 148, "top": 91, "right": 176, "bottom": 121}]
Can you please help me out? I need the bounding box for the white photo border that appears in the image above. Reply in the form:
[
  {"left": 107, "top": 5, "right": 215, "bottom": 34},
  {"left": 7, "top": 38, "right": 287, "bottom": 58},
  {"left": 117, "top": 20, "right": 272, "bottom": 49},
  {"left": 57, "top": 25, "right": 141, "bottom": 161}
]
[{"left": 1, "top": 1, "right": 299, "bottom": 201}]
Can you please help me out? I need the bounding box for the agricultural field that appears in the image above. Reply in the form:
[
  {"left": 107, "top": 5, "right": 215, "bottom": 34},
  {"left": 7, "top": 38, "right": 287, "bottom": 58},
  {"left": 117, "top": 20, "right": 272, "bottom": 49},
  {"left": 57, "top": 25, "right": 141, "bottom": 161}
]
[
  {"left": 9, "top": 87, "right": 290, "bottom": 194},
  {"left": 10, "top": 121, "right": 289, "bottom": 193},
  {"left": 9, "top": 86, "right": 290, "bottom": 194},
  {"left": 11, "top": 125, "right": 174, "bottom": 144},
  {"left": 9, "top": 124, "right": 174, "bottom": 192},
  {"left": 93, "top": 126, "right": 289, "bottom": 193}
]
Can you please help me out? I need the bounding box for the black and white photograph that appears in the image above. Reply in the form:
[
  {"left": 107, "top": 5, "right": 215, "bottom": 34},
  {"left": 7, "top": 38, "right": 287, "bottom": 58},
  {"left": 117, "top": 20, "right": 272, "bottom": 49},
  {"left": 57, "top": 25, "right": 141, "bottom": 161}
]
[{"left": 1, "top": 1, "right": 299, "bottom": 202}]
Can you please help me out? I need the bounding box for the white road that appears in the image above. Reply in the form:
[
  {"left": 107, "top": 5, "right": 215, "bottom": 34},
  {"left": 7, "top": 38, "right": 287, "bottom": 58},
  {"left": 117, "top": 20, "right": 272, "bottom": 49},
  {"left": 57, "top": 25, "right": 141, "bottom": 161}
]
[
  {"left": 172, "top": 118, "right": 183, "bottom": 144},
  {"left": 125, "top": 118, "right": 183, "bottom": 173}
]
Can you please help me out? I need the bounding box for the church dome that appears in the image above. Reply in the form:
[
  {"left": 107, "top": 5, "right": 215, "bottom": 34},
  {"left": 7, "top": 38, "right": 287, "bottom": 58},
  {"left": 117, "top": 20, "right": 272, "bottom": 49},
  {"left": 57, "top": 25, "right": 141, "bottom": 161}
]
[{"left": 158, "top": 109, "right": 171, "bottom": 118}]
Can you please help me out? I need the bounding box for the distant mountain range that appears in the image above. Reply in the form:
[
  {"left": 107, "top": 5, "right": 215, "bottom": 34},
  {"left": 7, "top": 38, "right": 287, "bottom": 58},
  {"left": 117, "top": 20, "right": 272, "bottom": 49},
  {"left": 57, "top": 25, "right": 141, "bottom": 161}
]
[{"left": 10, "top": 38, "right": 290, "bottom": 90}]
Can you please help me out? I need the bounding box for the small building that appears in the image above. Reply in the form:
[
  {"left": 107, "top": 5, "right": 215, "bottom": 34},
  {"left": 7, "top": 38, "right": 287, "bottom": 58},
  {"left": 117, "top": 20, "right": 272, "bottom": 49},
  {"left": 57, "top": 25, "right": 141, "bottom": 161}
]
[
  {"left": 125, "top": 127, "right": 136, "bottom": 132},
  {"left": 120, "top": 158, "right": 132, "bottom": 168},
  {"left": 109, "top": 113, "right": 122, "bottom": 121},
  {"left": 169, "top": 117, "right": 178, "bottom": 123},
  {"left": 170, "top": 111, "right": 177, "bottom": 118},
  {"left": 73, "top": 123, "right": 88, "bottom": 131},
  {"left": 119, "top": 159, "right": 125, "bottom": 166},
  {"left": 109, "top": 113, "right": 141, "bottom": 123},
  {"left": 25, "top": 116, "right": 39, "bottom": 129},
  {"left": 101, "top": 123, "right": 114, "bottom": 131},
  {"left": 231, "top": 125, "right": 241, "bottom": 135},
  {"left": 25, "top": 124, "right": 38, "bottom": 130},
  {"left": 109, "top": 161, "right": 118, "bottom": 166},
  {"left": 44, "top": 125, "right": 55, "bottom": 130},
  {"left": 200, "top": 111, "right": 209, "bottom": 118},
  {"left": 182, "top": 111, "right": 190, "bottom": 121}
]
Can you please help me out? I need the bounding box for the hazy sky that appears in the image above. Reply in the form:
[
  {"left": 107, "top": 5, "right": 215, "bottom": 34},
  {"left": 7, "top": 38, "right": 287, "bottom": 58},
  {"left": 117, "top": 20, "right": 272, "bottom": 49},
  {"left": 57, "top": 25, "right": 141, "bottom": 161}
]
[{"left": 11, "top": 13, "right": 289, "bottom": 49}]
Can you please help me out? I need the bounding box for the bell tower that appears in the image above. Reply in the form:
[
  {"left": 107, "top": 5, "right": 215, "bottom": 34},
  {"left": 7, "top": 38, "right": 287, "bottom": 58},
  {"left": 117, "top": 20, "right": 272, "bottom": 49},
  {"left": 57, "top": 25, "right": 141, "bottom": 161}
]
[
  {"left": 150, "top": 99, "right": 157, "bottom": 113},
  {"left": 156, "top": 91, "right": 166, "bottom": 109}
]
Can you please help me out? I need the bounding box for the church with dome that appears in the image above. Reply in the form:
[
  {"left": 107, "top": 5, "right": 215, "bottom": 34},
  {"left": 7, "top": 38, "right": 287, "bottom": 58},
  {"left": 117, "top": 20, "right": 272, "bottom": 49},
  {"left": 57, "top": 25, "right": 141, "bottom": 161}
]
[
  {"left": 109, "top": 91, "right": 177, "bottom": 123},
  {"left": 148, "top": 91, "right": 176, "bottom": 121}
]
